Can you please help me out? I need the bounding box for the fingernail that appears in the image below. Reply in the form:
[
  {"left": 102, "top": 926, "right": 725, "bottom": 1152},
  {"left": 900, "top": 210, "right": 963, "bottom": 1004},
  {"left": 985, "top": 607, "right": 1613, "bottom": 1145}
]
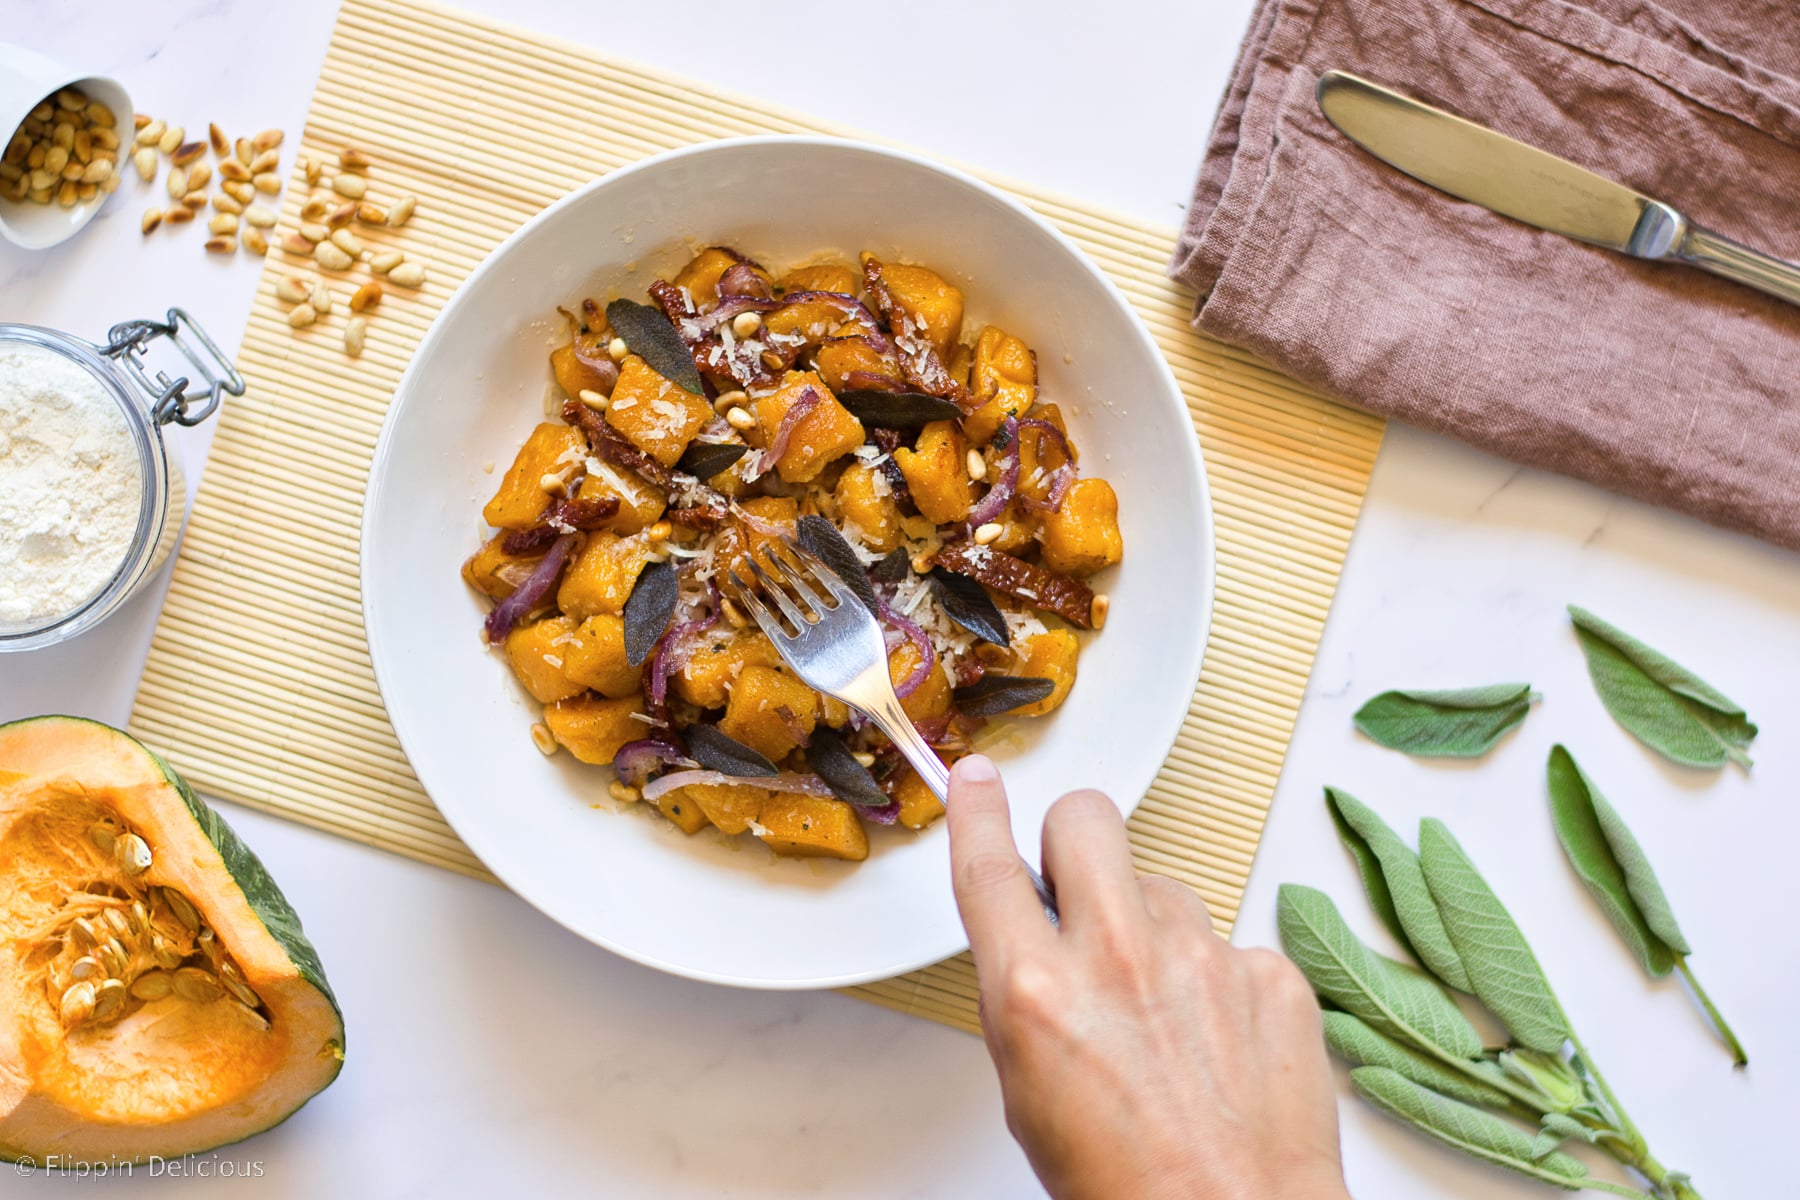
[{"left": 953, "top": 754, "right": 998, "bottom": 783}]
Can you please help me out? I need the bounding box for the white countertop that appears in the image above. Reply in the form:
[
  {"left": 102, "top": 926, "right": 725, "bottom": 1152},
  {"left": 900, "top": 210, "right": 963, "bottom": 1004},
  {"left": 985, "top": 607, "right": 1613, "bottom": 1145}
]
[{"left": 2, "top": 2, "right": 1794, "bottom": 1196}]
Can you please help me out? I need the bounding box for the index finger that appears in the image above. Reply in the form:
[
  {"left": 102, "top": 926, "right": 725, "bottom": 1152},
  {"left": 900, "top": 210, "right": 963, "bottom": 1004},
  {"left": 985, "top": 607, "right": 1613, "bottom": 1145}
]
[{"left": 946, "top": 755, "right": 1055, "bottom": 966}]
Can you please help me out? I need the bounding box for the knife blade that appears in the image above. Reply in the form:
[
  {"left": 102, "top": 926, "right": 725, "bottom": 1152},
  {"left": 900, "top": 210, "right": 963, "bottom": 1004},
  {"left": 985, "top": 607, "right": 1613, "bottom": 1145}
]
[{"left": 1316, "top": 70, "right": 1800, "bottom": 308}]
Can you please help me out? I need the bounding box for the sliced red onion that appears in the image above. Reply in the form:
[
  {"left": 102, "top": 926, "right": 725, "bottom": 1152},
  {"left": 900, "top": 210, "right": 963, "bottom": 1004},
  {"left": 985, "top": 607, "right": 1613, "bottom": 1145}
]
[
  {"left": 966, "top": 415, "right": 1021, "bottom": 529},
  {"left": 571, "top": 346, "right": 620, "bottom": 395},
  {"left": 646, "top": 579, "right": 723, "bottom": 710},
  {"left": 717, "top": 263, "right": 774, "bottom": 301},
  {"left": 641, "top": 769, "right": 835, "bottom": 803},
  {"left": 697, "top": 293, "right": 782, "bottom": 332},
  {"left": 729, "top": 501, "right": 794, "bottom": 539},
  {"left": 612, "top": 739, "right": 699, "bottom": 789},
  {"left": 877, "top": 594, "right": 936, "bottom": 698},
  {"left": 482, "top": 533, "right": 576, "bottom": 643},
  {"left": 750, "top": 386, "right": 822, "bottom": 478},
  {"left": 1017, "top": 418, "right": 1078, "bottom": 513},
  {"left": 861, "top": 798, "right": 902, "bottom": 825}
]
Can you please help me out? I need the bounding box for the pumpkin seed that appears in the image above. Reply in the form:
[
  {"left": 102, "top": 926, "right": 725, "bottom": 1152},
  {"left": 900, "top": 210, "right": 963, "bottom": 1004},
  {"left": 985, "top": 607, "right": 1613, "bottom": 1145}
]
[
  {"left": 163, "top": 887, "right": 201, "bottom": 933},
  {"left": 115, "top": 833, "right": 152, "bottom": 875},
  {"left": 102, "top": 908, "right": 133, "bottom": 940},
  {"left": 92, "top": 978, "right": 127, "bottom": 1021},
  {"left": 88, "top": 823, "right": 117, "bottom": 853},
  {"left": 173, "top": 967, "right": 224, "bottom": 1003},
  {"left": 98, "top": 939, "right": 129, "bottom": 977},
  {"left": 130, "top": 971, "right": 174, "bottom": 1001},
  {"left": 130, "top": 901, "right": 151, "bottom": 933},
  {"left": 70, "top": 917, "right": 99, "bottom": 951},
  {"left": 60, "top": 982, "right": 97, "bottom": 1027},
  {"left": 218, "top": 963, "right": 260, "bottom": 1008},
  {"left": 150, "top": 937, "right": 186, "bottom": 971},
  {"left": 69, "top": 956, "right": 102, "bottom": 982}
]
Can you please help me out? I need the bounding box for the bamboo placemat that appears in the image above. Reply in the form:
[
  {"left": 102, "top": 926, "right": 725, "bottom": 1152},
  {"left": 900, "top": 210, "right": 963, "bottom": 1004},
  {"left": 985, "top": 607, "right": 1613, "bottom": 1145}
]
[{"left": 127, "top": 0, "right": 1384, "bottom": 1032}]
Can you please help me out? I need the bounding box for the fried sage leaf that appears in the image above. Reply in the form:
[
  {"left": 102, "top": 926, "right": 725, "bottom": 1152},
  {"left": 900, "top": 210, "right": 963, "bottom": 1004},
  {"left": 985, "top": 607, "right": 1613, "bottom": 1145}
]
[
  {"left": 1353, "top": 684, "right": 1535, "bottom": 758},
  {"left": 927, "top": 566, "right": 1010, "bottom": 645},
  {"left": 1326, "top": 788, "right": 1473, "bottom": 993},
  {"left": 797, "top": 515, "right": 878, "bottom": 615},
  {"left": 685, "top": 724, "right": 779, "bottom": 778},
  {"left": 1568, "top": 604, "right": 1756, "bottom": 769},
  {"left": 622, "top": 559, "right": 679, "bottom": 667},
  {"left": 805, "top": 726, "right": 887, "bottom": 809},
  {"left": 1350, "top": 1068, "right": 1590, "bottom": 1190},
  {"left": 953, "top": 675, "right": 1055, "bottom": 717},
  {"left": 871, "top": 547, "right": 911, "bottom": 584},
  {"left": 1546, "top": 745, "right": 1746, "bottom": 1065},
  {"left": 605, "top": 298, "right": 705, "bottom": 395},
  {"left": 836, "top": 390, "right": 964, "bottom": 429},
  {"left": 1417, "top": 819, "right": 1571, "bottom": 1054},
  {"left": 677, "top": 441, "right": 748, "bottom": 480},
  {"left": 1275, "top": 884, "right": 1484, "bottom": 1059},
  {"left": 1323, "top": 1013, "right": 1515, "bottom": 1109}
]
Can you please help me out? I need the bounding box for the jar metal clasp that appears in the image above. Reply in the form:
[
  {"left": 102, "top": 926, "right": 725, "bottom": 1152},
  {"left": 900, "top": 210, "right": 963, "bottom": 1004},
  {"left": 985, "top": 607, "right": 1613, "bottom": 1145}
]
[{"left": 99, "top": 307, "right": 244, "bottom": 428}]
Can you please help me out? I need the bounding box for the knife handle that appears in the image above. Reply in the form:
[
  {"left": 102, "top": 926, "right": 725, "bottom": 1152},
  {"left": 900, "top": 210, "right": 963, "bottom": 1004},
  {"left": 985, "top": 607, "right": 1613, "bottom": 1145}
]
[{"left": 1677, "top": 225, "right": 1800, "bottom": 308}]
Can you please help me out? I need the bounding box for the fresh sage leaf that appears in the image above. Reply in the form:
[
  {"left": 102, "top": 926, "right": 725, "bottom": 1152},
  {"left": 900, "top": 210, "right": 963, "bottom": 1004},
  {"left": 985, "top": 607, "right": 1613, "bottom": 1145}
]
[
  {"left": 1417, "top": 819, "right": 1572, "bottom": 1054},
  {"left": 871, "top": 547, "right": 910, "bottom": 584},
  {"left": 677, "top": 441, "right": 748, "bottom": 480},
  {"left": 1350, "top": 1068, "right": 1590, "bottom": 1189},
  {"left": 954, "top": 675, "right": 1055, "bottom": 717},
  {"left": 797, "top": 515, "right": 879, "bottom": 616},
  {"left": 1546, "top": 745, "right": 1687, "bottom": 976},
  {"left": 605, "top": 298, "right": 705, "bottom": 395},
  {"left": 836, "top": 390, "right": 964, "bottom": 428},
  {"left": 1353, "top": 684, "right": 1535, "bottom": 758},
  {"left": 622, "top": 559, "right": 679, "bottom": 667},
  {"left": 1568, "top": 604, "right": 1756, "bottom": 769},
  {"left": 1323, "top": 1013, "right": 1515, "bottom": 1109},
  {"left": 1276, "top": 884, "right": 1484, "bottom": 1059},
  {"left": 805, "top": 726, "right": 887, "bottom": 808},
  {"left": 1498, "top": 1048, "right": 1583, "bottom": 1112},
  {"left": 685, "top": 724, "right": 779, "bottom": 778},
  {"left": 1529, "top": 1113, "right": 1600, "bottom": 1161},
  {"left": 927, "top": 566, "right": 1010, "bottom": 645},
  {"left": 1326, "top": 789, "right": 1473, "bottom": 993},
  {"left": 1547, "top": 745, "right": 1747, "bottom": 1065}
]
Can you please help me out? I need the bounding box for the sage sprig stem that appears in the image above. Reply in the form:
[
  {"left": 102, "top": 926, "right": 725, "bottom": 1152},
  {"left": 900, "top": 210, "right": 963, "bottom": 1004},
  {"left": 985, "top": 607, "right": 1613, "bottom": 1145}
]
[
  {"left": 1285, "top": 798, "right": 1707, "bottom": 1198},
  {"left": 1547, "top": 746, "right": 1747, "bottom": 1066}
]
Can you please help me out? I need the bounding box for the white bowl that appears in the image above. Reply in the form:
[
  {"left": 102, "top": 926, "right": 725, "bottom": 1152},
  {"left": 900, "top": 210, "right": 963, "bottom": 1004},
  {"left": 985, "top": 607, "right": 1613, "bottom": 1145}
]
[
  {"left": 363, "top": 137, "right": 1214, "bottom": 989},
  {"left": 0, "top": 44, "right": 130, "bottom": 250}
]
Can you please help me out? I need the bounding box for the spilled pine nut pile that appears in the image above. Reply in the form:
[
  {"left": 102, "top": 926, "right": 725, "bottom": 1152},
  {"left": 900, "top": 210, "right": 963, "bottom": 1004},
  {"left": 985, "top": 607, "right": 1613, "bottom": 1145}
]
[{"left": 1, "top": 87, "right": 124, "bottom": 207}]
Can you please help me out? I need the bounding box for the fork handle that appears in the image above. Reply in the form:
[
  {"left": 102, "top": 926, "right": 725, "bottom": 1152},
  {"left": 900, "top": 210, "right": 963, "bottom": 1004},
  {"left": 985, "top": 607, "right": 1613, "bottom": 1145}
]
[{"left": 863, "top": 695, "right": 1060, "bottom": 927}]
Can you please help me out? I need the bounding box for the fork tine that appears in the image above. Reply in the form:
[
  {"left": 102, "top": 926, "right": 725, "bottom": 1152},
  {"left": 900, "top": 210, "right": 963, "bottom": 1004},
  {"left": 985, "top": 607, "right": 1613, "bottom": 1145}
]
[
  {"left": 725, "top": 568, "right": 787, "bottom": 641},
  {"left": 745, "top": 556, "right": 810, "bottom": 630},
  {"left": 778, "top": 536, "right": 861, "bottom": 610},
  {"left": 765, "top": 546, "right": 832, "bottom": 615}
]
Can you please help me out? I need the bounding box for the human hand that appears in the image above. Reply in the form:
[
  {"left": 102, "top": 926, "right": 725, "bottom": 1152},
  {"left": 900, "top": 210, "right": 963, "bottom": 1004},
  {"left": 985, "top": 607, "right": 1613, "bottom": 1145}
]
[{"left": 947, "top": 755, "right": 1349, "bottom": 1200}]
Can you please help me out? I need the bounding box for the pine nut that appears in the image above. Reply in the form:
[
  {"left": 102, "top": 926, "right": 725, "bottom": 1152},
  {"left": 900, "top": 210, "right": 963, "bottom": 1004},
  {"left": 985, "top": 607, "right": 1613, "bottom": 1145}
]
[
  {"left": 243, "top": 203, "right": 275, "bottom": 227},
  {"left": 299, "top": 196, "right": 329, "bottom": 221},
  {"left": 852, "top": 751, "right": 877, "bottom": 768},
  {"left": 165, "top": 166, "right": 187, "bottom": 198},
  {"left": 724, "top": 406, "right": 756, "bottom": 431},
  {"left": 350, "top": 281, "right": 382, "bottom": 312},
  {"left": 369, "top": 249, "right": 404, "bottom": 275},
  {"left": 328, "top": 227, "right": 363, "bottom": 257},
  {"left": 91, "top": 127, "right": 119, "bottom": 150},
  {"left": 530, "top": 723, "right": 558, "bottom": 756},
  {"left": 219, "top": 158, "right": 250, "bottom": 182},
  {"left": 298, "top": 222, "right": 327, "bottom": 243},
  {"left": 171, "top": 141, "right": 205, "bottom": 167},
  {"left": 208, "top": 123, "right": 228, "bottom": 156},
  {"left": 712, "top": 389, "right": 747, "bottom": 415},
  {"left": 387, "top": 193, "right": 416, "bottom": 227},
  {"left": 141, "top": 207, "right": 162, "bottom": 234},
  {"left": 721, "top": 597, "right": 748, "bottom": 628},
  {"left": 43, "top": 144, "right": 68, "bottom": 174},
  {"left": 275, "top": 275, "right": 312, "bottom": 303},
  {"left": 330, "top": 173, "right": 366, "bottom": 198},
  {"left": 286, "top": 302, "right": 317, "bottom": 328},
  {"left": 234, "top": 137, "right": 252, "bottom": 166},
  {"left": 89, "top": 103, "right": 116, "bottom": 128},
  {"left": 966, "top": 448, "right": 987, "bottom": 481},
  {"left": 327, "top": 201, "right": 355, "bottom": 228},
  {"left": 310, "top": 282, "right": 333, "bottom": 315},
  {"left": 343, "top": 316, "right": 367, "bottom": 358},
  {"left": 355, "top": 201, "right": 387, "bottom": 225},
  {"left": 313, "top": 241, "right": 354, "bottom": 271},
  {"left": 251, "top": 171, "right": 280, "bottom": 194},
  {"left": 80, "top": 158, "right": 111, "bottom": 185},
  {"left": 185, "top": 161, "right": 210, "bottom": 191},
  {"left": 279, "top": 231, "right": 313, "bottom": 255},
  {"left": 158, "top": 124, "right": 183, "bottom": 155},
  {"left": 973, "top": 522, "right": 1004, "bottom": 546},
  {"left": 300, "top": 155, "right": 322, "bottom": 186},
  {"left": 577, "top": 388, "right": 607, "bottom": 411},
  {"left": 242, "top": 226, "right": 268, "bottom": 255},
  {"left": 208, "top": 213, "right": 238, "bottom": 235},
  {"left": 182, "top": 191, "right": 206, "bottom": 212},
  {"left": 204, "top": 235, "right": 236, "bottom": 254},
  {"left": 608, "top": 781, "right": 640, "bottom": 804},
  {"left": 539, "top": 473, "right": 568, "bottom": 496},
  {"left": 387, "top": 261, "right": 425, "bottom": 287},
  {"left": 133, "top": 113, "right": 151, "bottom": 131},
  {"left": 731, "top": 310, "right": 762, "bottom": 337},
  {"left": 164, "top": 205, "right": 194, "bottom": 225},
  {"left": 248, "top": 148, "right": 278, "bottom": 175},
  {"left": 606, "top": 337, "right": 627, "bottom": 361},
  {"left": 338, "top": 147, "right": 370, "bottom": 170},
  {"left": 252, "top": 128, "right": 283, "bottom": 152},
  {"left": 135, "top": 119, "right": 165, "bottom": 147},
  {"left": 212, "top": 192, "right": 243, "bottom": 214},
  {"left": 1089, "top": 593, "right": 1110, "bottom": 629},
  {"left": 222, "top": 179, "right": 254, "bottom": 203}
]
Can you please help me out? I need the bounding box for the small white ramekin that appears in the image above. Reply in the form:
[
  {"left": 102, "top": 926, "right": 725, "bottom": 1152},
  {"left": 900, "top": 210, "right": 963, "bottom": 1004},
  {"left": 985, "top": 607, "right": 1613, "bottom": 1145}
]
[{"left": 0, "top": 43, "right": 131, "bottom": 250}]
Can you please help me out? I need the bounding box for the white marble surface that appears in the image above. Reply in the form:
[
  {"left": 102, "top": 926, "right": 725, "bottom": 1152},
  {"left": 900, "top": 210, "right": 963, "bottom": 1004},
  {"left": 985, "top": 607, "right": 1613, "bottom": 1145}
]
[{"left": 2, "top": 2, "right": 1795, "bottom": 1196}]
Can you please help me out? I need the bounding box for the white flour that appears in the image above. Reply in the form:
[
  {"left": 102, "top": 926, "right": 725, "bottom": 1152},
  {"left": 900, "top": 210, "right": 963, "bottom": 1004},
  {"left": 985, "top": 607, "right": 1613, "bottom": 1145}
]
[{"left": 0, "top": 342, "right": 142, "bottom": 626}]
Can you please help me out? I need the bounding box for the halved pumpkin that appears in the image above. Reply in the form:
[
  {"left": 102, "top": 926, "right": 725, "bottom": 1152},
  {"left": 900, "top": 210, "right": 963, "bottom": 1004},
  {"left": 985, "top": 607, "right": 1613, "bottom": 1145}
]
[{"left": 0, "top": 716, "right": 343, "bottom": 1165}]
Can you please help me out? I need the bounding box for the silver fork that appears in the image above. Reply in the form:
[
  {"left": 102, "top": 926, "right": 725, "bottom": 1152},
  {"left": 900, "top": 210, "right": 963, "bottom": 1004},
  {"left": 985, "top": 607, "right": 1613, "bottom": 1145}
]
[{"left": 728, "top": 541, "right": 1059, "bottom": 924}]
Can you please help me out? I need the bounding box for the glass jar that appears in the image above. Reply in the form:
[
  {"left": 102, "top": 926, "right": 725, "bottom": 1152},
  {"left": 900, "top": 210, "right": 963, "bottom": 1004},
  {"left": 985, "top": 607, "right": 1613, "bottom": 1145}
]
[{"left": 0, "top": 309, "right": 241, "bottom": 652}]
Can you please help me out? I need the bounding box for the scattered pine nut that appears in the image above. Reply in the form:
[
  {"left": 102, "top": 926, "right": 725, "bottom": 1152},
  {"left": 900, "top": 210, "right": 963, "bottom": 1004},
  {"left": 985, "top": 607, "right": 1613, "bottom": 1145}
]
[
  {"left": 387, "top": 261, "right": 425, "bottom": 287},
  {"left": 212, "top": 191, "right": 243, "bottom": 215},
  {"left": 327, "top": 201, "right": 355, "bottom": 228},
  {"left": 354, "top": 201, "right": 386, "bottom": 225},
  {"left": 328, "top": 227, "right": 363, "bottom": 257},
  {"left": 330, "top": 173, "right": 366, "bottom": 199},
  {"left": 530, "top": 723, "right": 557, "bottom": 756},
  {"left": 1089, "top": 593, "right": 1110, "bottom": 629},
  {"left": 369, "top": 249, "right": 404, "bottom": 274},
  {"left": 313, "top": 241, "right": 353, "bottom": 270},
  {"left": 207, "top": 213, "right": 238, "bottom": 235},
  {"left": 234, "top": 136, "right": 252, "bottom": 166},
  {"left": 137, "top": 148, "right": 160, "bottom": 180},
  {"left": 608, "top": 781, "right": 640, "bottom": 804},
  {"left": 299, "top": 197, "right": 329, "bottom": 221},
  {"left": 349, "top": 281, "right": 382, "bottom": 312},
  {"left": 165, "top": 166, "right": 187, "bottom": 198},
  {"left": 140, "top": 207, "right": 162, "bottom": 234},
  {"left": 286, "top": 302, "right": 317, "bottom": 328},
  {"left": 135, "top": 119, "right": 165, "bottom": 147},
  {"left": 251, "top": 171, "right": 280, "bottom": 194},
  {"left": 973, "top": 522, "right": 1004, "bottom": 546},
  {"left": 338, "top": 147, "right": 370, "bottom": 170},
  {"left": 243, "top": 204, "right": 275, "bottom": 227},
  {"left": 731, "top": 310, "right": 762, "bottom": 337},
  {"left": 221, "top": 179, "right": 254, "bottom": 203},
  {"left": 185, "top": 161, "right": 210, "bottom": 191},
  {"left": 724, "top": 406, "right": 756, "bottom": 432},
  {"left": 966, "top": 448, "right": 988, "bottom": 481},
  {"left": 157, "top": 124, "right": 183, "bottom": 155},
  {"left": 180, "top": 191, "right": 207, "bottom": 211},
  {"left": 218, "top": 158, "right": 250, "bottom": 182},
  {"left": 577, "top": 388, "right": 607, "bottom": 411},
  {"left": 301, "top": 155, "right": 322, "bottom": 186},
  {"left": 242, "top": 226, "right": 268, "bottom": 255},
  {"left": 606, "top": 336, "right": 627, "bottom": 361},
  {"left": 275, "top": 275, "right": 312, "bottom": 304},
  {"left": 297, "top": 222, "right": 328, "bottom": 243},
  {"left": 164, "top": 205, "right": 195, "bottom": 225},
  {"left": 539, "top": 473, "right": 568, "bottom": 496},
  {"left": 170, "top": 141, "right": 205, "bottom": 167},
  {"left": 208, "top": 123, "right": 228, "bottom": 156},
  {"left": 203, "top": 234, "right": 235, "bottom": 254},
  {"left": 278, "top": 231, "right": 312, "bottom": 255},
  {"left": 251, "top": 128, "right": 283, "bottom": 152},
  {"left": 133, "top": 113, "right": 151, "bottom": 131},
  {"left": 344, "top": 316, "right": 367, "bottom": 358},
  {"left": 712, "top": 389, "right": 747, "bottom": 415},
  {"left": 309, "top": 282, "right": 333, "bottom": 315},
  {"left": 386, "top": 194, "right": 416, "bottom": 227}
]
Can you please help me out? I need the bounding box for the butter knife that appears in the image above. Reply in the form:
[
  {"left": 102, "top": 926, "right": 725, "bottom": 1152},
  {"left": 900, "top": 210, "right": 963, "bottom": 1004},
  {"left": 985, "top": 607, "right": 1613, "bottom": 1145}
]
[{"left": 1317, "top": 69, "right": 1800, "bottom": 307}]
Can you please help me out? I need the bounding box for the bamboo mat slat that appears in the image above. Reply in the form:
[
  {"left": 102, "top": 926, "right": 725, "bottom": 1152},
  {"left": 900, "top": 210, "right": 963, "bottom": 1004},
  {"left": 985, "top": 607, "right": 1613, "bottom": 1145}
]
[{"left": 127, "top": 0, "right": 1385, "bottom": 1034}]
